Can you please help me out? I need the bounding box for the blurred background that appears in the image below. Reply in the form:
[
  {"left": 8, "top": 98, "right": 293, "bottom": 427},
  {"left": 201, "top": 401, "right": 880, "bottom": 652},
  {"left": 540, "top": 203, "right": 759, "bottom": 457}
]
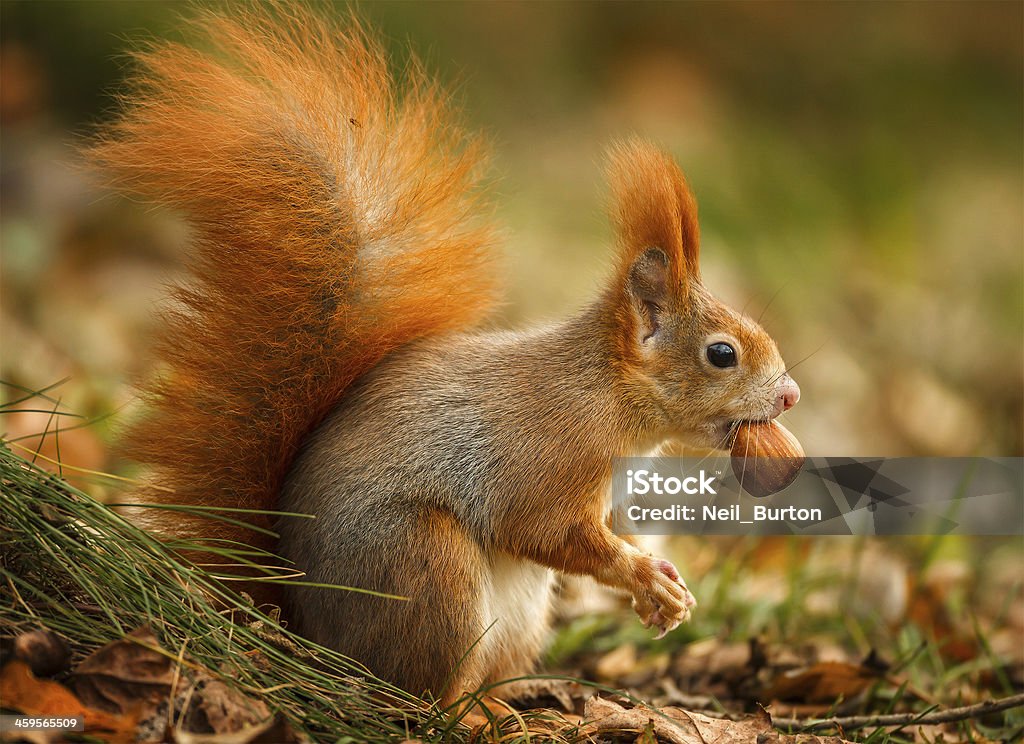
[
  {"left": 2, "top": 1, "right": 1021, "bottom": 468},
  {"left": 1, "top": 1, "right": 1022, "bottom": 719}
]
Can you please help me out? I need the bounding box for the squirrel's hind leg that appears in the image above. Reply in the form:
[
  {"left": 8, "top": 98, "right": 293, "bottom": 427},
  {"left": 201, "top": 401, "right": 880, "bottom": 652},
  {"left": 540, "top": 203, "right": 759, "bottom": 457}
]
[
  {"left": 444, "top": 555, "right": 555, "bottom": 723},
  {"left": 282, "top": 503, "right": 492, "bottom": 703}
]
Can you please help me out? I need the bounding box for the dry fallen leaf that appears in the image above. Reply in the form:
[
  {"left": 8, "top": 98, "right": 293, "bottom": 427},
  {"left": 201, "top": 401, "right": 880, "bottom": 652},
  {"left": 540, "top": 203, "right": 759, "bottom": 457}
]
[
  {"left": 762, "top": 661, "right": 883, "bottom": 705},
  {"left": 583, "top": 696, "right": 772, "bottom": 744},
  {"left": 502, "top": 677, "right": 591, "bottom": 713},
  {"left": 4, "top": 628, "right": 71, "bottom": 677},
  {"left": 0, "top": 659, "right": 138, "bottom": 743},
  {"left": 664, "top": 702, "right": 776, "bottom": 742},
  {"left": 635, "top": 718, "right": 659, "bottom": 743},
  {"left": 758, "top": 733, "right": 857, "bottom": 744},
  {"left": 596, "top": 642, "right": 638, "bottom": 681},
  {"left": 582, "top": 697, "right": 858, "bottom": 744},
  {"left": 173, "top": 713, "right": 299, "bottom": 744},
  {"left": 192, "top": 673, "right": 272, "bottom": 735},
  {"left": 64, "top": 626, "right": 281, "bottom": 741},
  {"left": 908, "top": 578, "right": 978, "bottom": 664},
  {"left": 70, "top": 625, "right": 174, "bottom": 718}
]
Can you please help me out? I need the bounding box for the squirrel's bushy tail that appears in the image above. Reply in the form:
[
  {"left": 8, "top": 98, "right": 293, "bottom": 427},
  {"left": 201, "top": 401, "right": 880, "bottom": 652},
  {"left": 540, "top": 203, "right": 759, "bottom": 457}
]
[{"left": 92, "top": 7, "right": 499, "bottom": 557}]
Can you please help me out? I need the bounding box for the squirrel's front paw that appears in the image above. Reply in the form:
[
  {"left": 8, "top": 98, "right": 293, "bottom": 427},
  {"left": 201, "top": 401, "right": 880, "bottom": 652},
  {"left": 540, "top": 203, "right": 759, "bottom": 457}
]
[{"left": 631, "top": 557, "right": 696, "bottom": 639}]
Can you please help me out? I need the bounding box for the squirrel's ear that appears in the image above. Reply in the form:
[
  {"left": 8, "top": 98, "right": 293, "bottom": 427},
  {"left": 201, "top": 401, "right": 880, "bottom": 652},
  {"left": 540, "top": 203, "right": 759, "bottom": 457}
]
[
  {"left": 607, "top": 139, "right": 700, "bottom": 292},
  {"left": 627, "top": 247, "right": 671, "bottom": 342}
]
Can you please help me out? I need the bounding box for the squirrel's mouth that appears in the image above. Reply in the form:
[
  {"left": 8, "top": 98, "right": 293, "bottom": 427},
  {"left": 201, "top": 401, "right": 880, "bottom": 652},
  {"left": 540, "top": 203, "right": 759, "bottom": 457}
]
[
  {"left": 711, "top": 405, "right": 786, "bottom": 450},
  {"left": 725, "top": 405, "right": 785, "bottom": 432},
  {"left": 718, "top": 416, "right": 775, "bottom": 448},
  {"left": 725, "top": 416, "right": 769, "bottom": 428},
  {"left": 715, "top": 419, "right": 744, "bottom": 448}
]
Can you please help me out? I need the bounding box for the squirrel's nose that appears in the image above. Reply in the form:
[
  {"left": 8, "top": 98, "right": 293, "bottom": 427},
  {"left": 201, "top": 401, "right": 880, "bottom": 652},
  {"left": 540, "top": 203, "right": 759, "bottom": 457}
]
[{"left": 773, "top": 375, "right": 800, "bottom": 416}]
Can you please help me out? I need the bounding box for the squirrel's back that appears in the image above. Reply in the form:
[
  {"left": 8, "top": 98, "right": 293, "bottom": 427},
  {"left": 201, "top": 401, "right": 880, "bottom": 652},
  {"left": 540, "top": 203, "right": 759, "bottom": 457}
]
[{"left": 91, "top": 7, "right": 500, "bottom": 557}]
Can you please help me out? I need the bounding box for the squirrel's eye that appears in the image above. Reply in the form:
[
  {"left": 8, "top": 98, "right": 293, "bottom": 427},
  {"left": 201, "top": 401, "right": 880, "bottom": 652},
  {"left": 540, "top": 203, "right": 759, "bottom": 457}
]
[{"left": 706, "top": 342, "right": 737, "bottom": 368}]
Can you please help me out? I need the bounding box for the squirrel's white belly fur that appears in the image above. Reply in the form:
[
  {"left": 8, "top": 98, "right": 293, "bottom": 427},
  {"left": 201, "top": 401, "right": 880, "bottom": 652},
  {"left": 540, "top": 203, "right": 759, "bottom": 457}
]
[{"left": 479, "top": 555, "right": 555, "bottom": 685}]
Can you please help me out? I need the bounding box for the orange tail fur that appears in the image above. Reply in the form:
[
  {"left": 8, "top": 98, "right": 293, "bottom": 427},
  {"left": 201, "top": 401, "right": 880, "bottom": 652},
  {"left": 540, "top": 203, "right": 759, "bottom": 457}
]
[{"left": 91, "top": 7, "right": 499, "bottom": 566}]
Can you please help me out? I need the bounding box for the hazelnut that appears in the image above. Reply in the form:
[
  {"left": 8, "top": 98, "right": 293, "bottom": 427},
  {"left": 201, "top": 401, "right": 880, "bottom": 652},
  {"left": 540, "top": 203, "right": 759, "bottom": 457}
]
[{"left": 730, "top": 420, "right": 805, "bottom": 498}]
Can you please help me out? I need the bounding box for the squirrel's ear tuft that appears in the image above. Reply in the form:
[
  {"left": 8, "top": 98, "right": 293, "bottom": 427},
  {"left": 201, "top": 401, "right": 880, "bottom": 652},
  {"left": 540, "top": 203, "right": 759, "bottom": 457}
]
[{"left": 607, "top": 139, "right": 700, "bottom": 291}]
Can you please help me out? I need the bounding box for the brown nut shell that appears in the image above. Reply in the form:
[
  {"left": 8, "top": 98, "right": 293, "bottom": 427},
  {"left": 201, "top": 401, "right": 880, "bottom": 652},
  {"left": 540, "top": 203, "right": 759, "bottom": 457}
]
[{"left": 730, "top": 420, "right": 805, "bottom": 498}]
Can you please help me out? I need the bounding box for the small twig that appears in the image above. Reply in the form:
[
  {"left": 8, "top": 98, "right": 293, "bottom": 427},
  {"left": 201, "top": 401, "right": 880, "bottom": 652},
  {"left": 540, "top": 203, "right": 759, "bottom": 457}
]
[{"left": 773, "top": 692, "right": 1024, "bottom": 732}]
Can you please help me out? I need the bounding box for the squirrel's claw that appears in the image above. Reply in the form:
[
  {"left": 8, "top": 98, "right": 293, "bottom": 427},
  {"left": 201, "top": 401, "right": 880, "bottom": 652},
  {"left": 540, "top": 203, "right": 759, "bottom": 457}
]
[
  {"left": 648, "top": 609, "right": 682, "bottom": 639},
  {"left": 631, "top": 556, "right": 697, "bottom": 638}
]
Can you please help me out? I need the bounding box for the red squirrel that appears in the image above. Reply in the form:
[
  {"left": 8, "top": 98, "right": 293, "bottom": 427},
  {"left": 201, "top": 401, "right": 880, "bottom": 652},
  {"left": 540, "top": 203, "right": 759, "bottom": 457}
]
[{"left": 93, "top": 7, "right": 799, "bottom": 704}]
